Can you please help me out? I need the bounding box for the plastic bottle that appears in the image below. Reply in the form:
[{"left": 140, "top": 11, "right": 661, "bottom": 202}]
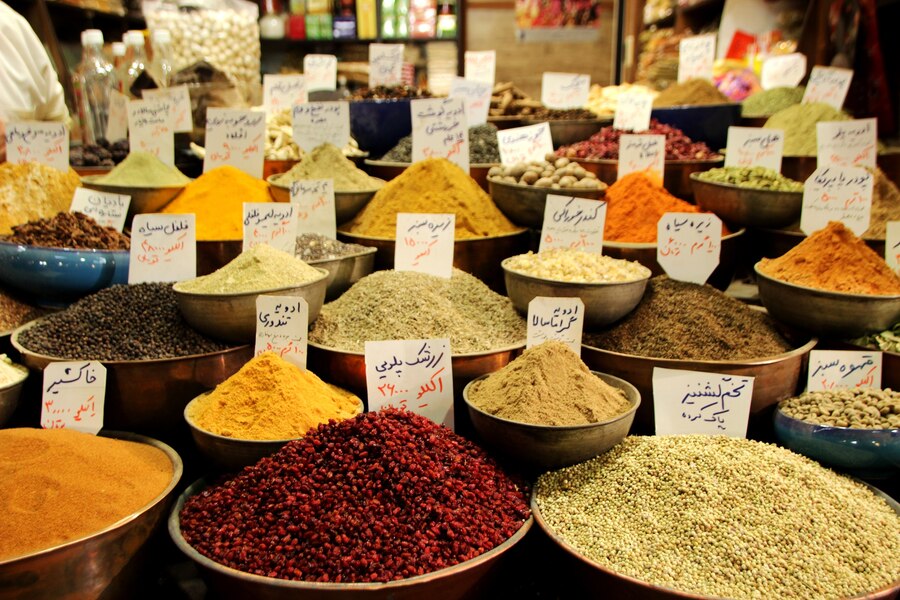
[
  {"left": 150, "top": 29, "right": 174, "bottom": 87},
  {"left": 73, "top": 29, "right": 118, "bottom": 145},
  {"left": 111, "top": 41, "right": 127, "bottom": 92},
  {"left": 123, "top": 30, "right": 148, "bottom": 97}
]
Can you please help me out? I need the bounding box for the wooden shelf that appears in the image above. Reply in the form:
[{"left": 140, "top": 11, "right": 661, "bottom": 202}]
[{"left": 261, "top": 36, "right": 457, "bottom": 47}]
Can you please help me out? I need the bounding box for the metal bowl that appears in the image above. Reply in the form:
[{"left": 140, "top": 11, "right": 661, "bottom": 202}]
[
  {"left": 463, "top": 371, "right": 640, "bottom": 469},
  {"left": 169, "top": 478, "right": 533, "bottom": 600},
  {"left": 349, "top": 98, "right": 414, "bottom": 156},
  {"left": 651, "top": 103, "right": 742, "bottom": 151},
  {"left": 307, "top": 248, "right": 377, "bottom": 301},
  {"left": 0, "top": 369, "right": 27, "bottom": 427},
  {"left": 602, "top": 228, "right": 745, "bottom": 292},
  {"left": 520, "top": 118, "right": 609, "bottom": 147},
  {"left": 750, "top": 227, "right": 886, "bottom": 260},
  {"left": 487, "top": 115, "right": 525, "bottom": 130},
  {"left": 196, "top": 240, "right": 242, "bottom": 276},
  {"left": 689, "top": 173, "right": 803, "bottom": 229},
  {"left": 0, "top": 431, "right": 182, "bottom": 600},
  {"left": 572, "top": 157, "right": 725, "bottom": 200},
  {"left": 487, "top": 178, "right": 607, "bottom": 229},
  {"left": 172, "top": 270, "right": 329, "bottom": 344},
  {"left": 502, "top": 261, "right": 650, "bottom": 328},
  {"left": 266, "top": 176, "right": 385, "bottom": 225},
  {"left": 263, "top": 159, "right": 300, "bottom": 179},
  {"left": 363, "top": 160, "right": 497, "bottom": 192},
  {"left": 755, "top": 263, "right": 900, "bottom": 337},
  {"left": 778, "top": 153, "right": 899, "bottom": 186},
  {"left": 80, "top": 175, "right": 186, "bottom": 218}
]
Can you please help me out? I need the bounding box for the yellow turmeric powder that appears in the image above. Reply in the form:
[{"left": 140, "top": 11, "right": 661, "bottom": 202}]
[
  {"left": 340, "top": 158, "right": 523, "bottom": 239},
  {"left": 186, "top": 352, "right": 361, "bottom": 440},
  {"left": 161, "top": 165, "right": 271, "bottom": 241}
]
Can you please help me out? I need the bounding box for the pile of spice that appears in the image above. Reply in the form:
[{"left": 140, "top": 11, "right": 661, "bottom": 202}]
[
  {"left": 187, "top": 352, "right": 361, "bottom": 440},
  {"left": 0, "top": 354, "right": 27, "bottom": 386},
  {"left": 270, "top": 143, "right": 384, "bottom": 192},
  {"left": 652, "top": 78, "right": 729, "bottom": 107},
  {"left": 0, "top": 162, "right": 81, "bottom": 234},
  {"left": 696, "top": 166, "right": 803, "bottom": 191},
  {"left": 467, "top": 341, "right": 631, "bottom": 426},
  {"left": 758, "top": 221, "right": 900, "bottom": 295},
  {"left": 17, "top": 283, "right": 230, "bottom": 361},
  {"left": 487, "top": 155, "right": 604, "bottom": 189},
  {"left": 260, "top": 109, "right": 366, "bottom": 161},
  {"left": 584, "top": 276, "right": 793, "bottom": 361},
  {"left": 93, "top": 151, "right": 191, "bottom": 187},
  {"left": 162, "top": 165, "right": 272, "bottom": 241},
  {"left": 4, "top": 212, "right": 130, "bottom": 250},
  {"left": 503, "top": 249, "right": 650, "bottom": 283},
  {"left": 295, "top": 233, "right": 370, "bottom": 262},
  {"left": 556, "top": 120, "right": 719, "bottom": 160},
  {"left": 350, "top": 85, "right": 431, "bottom": 100},
  {"left": 528, "top": 107, "right": 597, "bottom": 121},
  {"left": 853, "top": 321, "right": 900, "bottom": 353},
  {"left": 741, "top": 86, "right": 805, "bottom": 118},
  {"left": 764, "top": 102, "right": 851, "bottom": 156},
  {"left": 179, "top": 409, "right": 530, "bottom": 582},
  {"left": 585, "top": 83, "right": 658, "bottom": 117},
  {"left": 490, "top": 81, "right": 542, "bottom": 117},
  {"left": 381, "top": 124, "right": 501, "bottom": 164},
  {"left": 780, "top": 388, "right": 899, "bottom": 429},
  {"left": 0, "top": 428, "right": 173, "bottom": 560},
  {"left": 534, "top": 435, "right": 900, "bottom": 600},
  {"left": 0, "top": 290, "right": 43, "bottom": 332},
  {"left": 309, "top": 269, "right": 525, "bottom": 353},
  {"left": 342, "top": 158, "right": 522, "bottom": 239},
  {"left": 176, "top": 244, "right": 323, "bottom": 295}
]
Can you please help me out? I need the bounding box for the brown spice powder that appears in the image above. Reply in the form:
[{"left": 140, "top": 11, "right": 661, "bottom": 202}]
[{"left": 0, "top": 163, "right": 81, "bottom": 234}]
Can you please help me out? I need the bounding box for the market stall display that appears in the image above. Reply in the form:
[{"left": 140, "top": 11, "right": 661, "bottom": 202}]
[
  {"left": 0, "top": 354, "right": 27, "bottom": 426},
  {"left": 80, "top": 152, "right": 192, "bottom": 218},
  {"left": 295, "top": 233, "right": 377, "bottom": 301},
  {"left": 690, "top": 167, "right": 804, "bottom": 228},
  {"left": 0, "top": 163, "right": 81, "bottom": 235}
]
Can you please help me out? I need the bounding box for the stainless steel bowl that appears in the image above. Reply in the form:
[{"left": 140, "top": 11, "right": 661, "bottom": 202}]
[
  {"left": 307, "top": 248, "right": 377, "bottom": 301},
  {"left": 488, "top": 178, "right": 607, "bottom": 229},
  {"left": 0, "top": 432, "right": 182, "bottom": 600},
  {"left": 521, "top": 118, "right": 609, "bottom": 147},
  {"left": 0, "top": 371, "right": 27, "bottom": 427},
  {"left": 266, "top": 176, "right": 385, "bottom": 225},
  {"left": 689, "top": 173, "right": 803, "bottom": 229},
  {"left": 80, "top": 175, "right": 186, "bottom": 220},
  {"left": 755, "top": 263, "right": 900, "bottom": 337},
  {"left": 169, "top": 478, "right": 533, "bottom": 600},
  {"left": 572, "top": 157, "right": 725, "bottom": 200},
  {"left": 363, "top": 160, "right": 497, "bottom": 192},
  {"left": 463, "top": 371, "right": 640, "bottom": 469},
  {"left": 502, "top": 260, "right": 650, "bottom": 328},
  {"left": 172, "top": 269, "right": 329, "bottom": 344}
]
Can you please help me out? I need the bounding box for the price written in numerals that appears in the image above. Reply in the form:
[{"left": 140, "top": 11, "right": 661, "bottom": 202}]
[
  {"left": 802, "top": 66, "right": 853, "bottom": 109},
  {"left": 204, "top": 109, "right": 265, "bottom": 178},
  {"left": 255, "top": 296, "right": 309, "bottom": 369},
  {"left": 801, "top": 166, "right": 873, "bottom": 236},
  {"left": 243, "top": 203, "right": 298, "bottom": 253},
  {"left": 617, "top": 134, "right": 665, "bottom": 183},
  {"left": 657, "top": 212, "right": 722, "bottom": 285},
  {"left": 807, "top": 350, "right": 883, "bottom": 391},
  {"left": 411, "top": 97, "right": 469, "bottom": 172},
  {"left": 724, "top": 127, "right": 784, "bottom": 172},
  {"left": 653, "top": 367, "right": 754, "bottom": 437},
  {"left": 263, "top": 74, "right": 307, "bottom": 112},
  {"left": 817, "top": 119, "right": 877, "bottom": 169},
  {"left": 395, "top": 213, "right": 455, "bottom": 278},
  {"left": 5, "top": 121, "right": 69, "bottom": 172},
  {"left": 41, "top": 361, "right": 107, "bottom": 434},
  {"left": 129, "top": 214, "right": 197, "bottom": 283},
  {"left": 539, "top": 195, "right": 606, "bottom": 253},
  {"left": 497, "top": 123, "right": 553, "bottom": 166}
]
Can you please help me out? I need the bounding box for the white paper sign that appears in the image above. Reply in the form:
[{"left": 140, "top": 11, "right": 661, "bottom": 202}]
[
  {"left": 678, "top": 34, "right": 716, "bottom": 83},
  {"left": 291, "top": 179, "right": 336, "bottom": 238},
  {"left": 41, "top": 361, "right": 106, "bottom": 434},
  {"left": 725, "top": 126, "right": 784, "bottom": 172},
  {"left": 129, "top": 214, "right": 196, "bottom": 284},
  {"left": 365, "top": 338, "right": 454, "bottom": 428},
  {"left": 263, "top": 75, "right": 308, "bottom": 115},
  {"left": 292, "top": 101, "right": 351, "bottom": 154},
  {"left": 657, "top": 212, "right": 722, "bottom": 285},
  {"left": 411, "top": 97, "right": 469, "bottom": 172},
  {"left": 303, "top": 54, "right": 338, "bottom": 92},
  {"left": 243, "top": 203, "right": 298, "bottom": 253},
  {"left": 448, "top": 77, "right": 492, "bottom": 128},
  {"left": 395, "top": 213, "right": 455, "bottom": 279},
  {"left": 128, "top": 99, "right": 174, "bottom": 166},
  {"left": 204, "top": 108, "right": 265, "bottom": 178},
  {"left": 618, "top": 134, "right": 665, "bottom": 183},
  {"left": 143, "top": 85, "right": 193, "bottom": 132},
  {"left": 541, "top": 72, "right": 591, "bottom": 110},
  {"left": 887, "top": 221, "right": 900, "bottom": 273},
  {"left": 70, "top": 187, "right": 130, "bottom": 231},
  {"left": 497, "top": 123, "right": 553, "bottom": 166},
  {"left": 5, "top": 121, "right": 69, "bottom": 172},
  {"left": 801, "top": 166, "right": 873, "bottom": 236},
  {"left": 539, "top": 195, "right": 606, "bottom": 253},
  {"left": 613, "top": 91, "right": 653, "bottom": 132},
  {"left": 802, "top": 66, "right": 853, "bottom": 109},
  {"left": 255, "top": 296, "right": 309, "bottom": 369},
  {"left": 817, "top": 119, "right": 877, "bottom": 169},
  {"left": 106, "top": 90, "right": 129, "bottom": 141},
  {"left": 464, "top": 50, "right": 496, "bottom": 86},
  {"left": 527, "top": 297, "right": 584, "bottom": 355},
  {"left": 761, "top": 53, "right": 807, "bottom": 90},
  {"left": 807, "top": 350, "right": 882, "bottom": 392},
  {"left": 369, "top": 44, "right": 404, "bottom": 87},
  {"left": 653, "top": 367, "right": 754, "bottom": 437}
]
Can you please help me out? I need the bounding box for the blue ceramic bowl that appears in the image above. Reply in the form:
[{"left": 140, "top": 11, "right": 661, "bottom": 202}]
[
  {"left": 774, "top": 406, "right": 900, "bottom": 479},
  {"left": 651, "top": 103, "right": 741, "bottom": 151},
  {"left": 0, "top": 241, "right": 129, "bottom": 308},
  {"left": 349, "top": 98, "right": 412, "bottom": 157}
]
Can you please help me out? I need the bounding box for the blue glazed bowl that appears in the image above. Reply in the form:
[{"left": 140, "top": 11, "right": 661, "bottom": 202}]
[
  {"left": 651, "top": 103, "right": 742, "bottom": 151},
  {"left": 0, "top": 241, "right": 129, "bottom": 308},
  {"left": 774, "top": 406, "right": 900, "bottom": 479},
  {"left": 349, "top": 98, "right": 413, "bottom": 157}
]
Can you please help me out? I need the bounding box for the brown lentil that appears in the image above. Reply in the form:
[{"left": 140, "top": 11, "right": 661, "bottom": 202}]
[
  {"left": 0, "top": 290, "right": 43, "bottom": 332},
  {"left": 4, "top": 212, "right": 130, "bottom": 250},
  {"left": 780, "top": 388, "right": 900, "bottom": 429}
]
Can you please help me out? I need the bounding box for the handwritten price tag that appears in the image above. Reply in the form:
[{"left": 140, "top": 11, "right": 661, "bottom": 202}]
[
  {"left": 887, "top": 221, "right": 900, "bottom": 273},
  {"left": 411, "top": 97, "right": 469, "bottom": 172},
  {"left": 801, "top": 166, "right": 873, "bottom": 236},
  {"left": 365, "top": 338, "right": 454, "bottom": 428},
  {"left": 255, "top": 296, "right": 309, "bottom": 369},
  {"left": 143, "top": 86, "right": 193, "bottom": 132},
  {"left": 204, "top": 108, "right": 265, "bottom": 178},
  {"left": 657, "top": 212, "right": 722, "bottom": 285},
  {"left": 678, "top": 34, "right": 716, "bottom": 83},
  {"left": 369, "top": 43, "right": 404, "bottom": 87},
  {"left": 106, "top": 90, "right": 129, "bottom": 141},
  {"left": 613, "top": 91, "right": 653, "bottom": 132},
  {"left": 128, "top": 99, "right": 174, "bottom": 166},
  {"left": 5, "top": 121, "right": 69, "bottom": 172},
  {"left": 498, "top": 123, "right": 553, "bottom": 166},
  {"left": 303, "top": 54, "right": 338, "bottom": 92},
  {"left": 129, "top": 214, "right": 196, "bottom": 283},
  {"left": 243, "top": 203, "right": 298, "bottom": 253},
  {"left": 724, "top": 126, "right": 784, "bottom": 172},
  {"left": 449, "top": 77, "right": 492, "bottom": 128},
  {"left": 539, "top": 195, "right": 606, "bottom": 253},
  {"left": 802, "top": 66, "right": 853, "bottom": 109},
  {"left": 395, "top": 213, "right": 454, "bottom": 279},
  {"left": 541, "top": 72, "right": 591, "bottom": 110},
  {"left": 527, "top": 297, "right": 584, "bottom": 355},
  {"left": 263, "top": 75, "right": 308, "bottom": 115},
  {"left": 41, "top": 361, "right": 106, "bottom": 434},
  {"left": 618, "top": 134, "right": 665, "bottom": 183},
  {"left": 291, "top": 179, "right": 336, "bottom": 238},
  {"left": 464, "top": 50, "right": 496, "bottom": 86},
  {"left": 817, "top": 119, "right": 877, "bottom": 169},
  {"left": 807, "top": 350, "right": 882, "bottom": 392},
  {"left": 292, "top": 101, "right": 351, "bottom": 154},
  {"left": 653, "top": 367, "right": 753, "bottom": 437},
  {"left": 70, "top": 187, "right": 130, "bottom": 231},
  {"left": 761, "top": 53, "right": 807, "bottom": 90}
]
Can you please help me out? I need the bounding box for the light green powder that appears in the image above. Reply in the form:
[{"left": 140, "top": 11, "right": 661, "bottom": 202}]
[
  {"left": 763, "top": 102, "right": 851, "bottom": 156},
  {"left": 95, "top": 151, "right": 191, "bottom": 187},
  {"left": 178, "top": 244, "right": 323, "bottom": 294},
  {"left": 271, "top": 143, "right": 383, "bottom": 191},
  {"left": 741, "top": 86, "right": 805, "bottom": 117}
]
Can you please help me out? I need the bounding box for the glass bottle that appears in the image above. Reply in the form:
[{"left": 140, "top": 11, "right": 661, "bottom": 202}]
[
  {"left": 150, "top": 29, "right": 174, "bottom": 87},
  {"left": 73, "top": 29, "right": 118, "bottom": 145},
  {"left": 111, "top": 41, "right": 127, "bottom": 92}
]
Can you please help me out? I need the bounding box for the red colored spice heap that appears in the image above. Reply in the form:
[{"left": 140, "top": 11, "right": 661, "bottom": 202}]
[{"left": 179, "top": 409, "right": 530, "bottom": 583}]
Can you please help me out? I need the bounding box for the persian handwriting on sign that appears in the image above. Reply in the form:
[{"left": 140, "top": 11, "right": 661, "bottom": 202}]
[
  {"left": 365, "top": 339, "right": 454, "bottom": 428},
  {"left": 128, "top": 99, "right": 175, "bottom": 166},
  {"left": 291, "top": 178, "right": 336, "bottom": 238},
  {"left": 41, "top": 361, "right": 107, "bottom": 434},
  {"left": 129, "top": 214, "right": 197, "bottom": 284},
  {"left": 70, "top": 187, "right": 130, "bottom": 232},
  {"left": 292, "top": 101, "right": 351, "bottom": 154},
  {"left": 618, "top": 134, "right": 665, "bottom": 183},
  {"left": 541, "top": 72, "right": 591, "bottom": 110},
  {"left": 143, "top": 86, "right": 193, "bottom": 132},
  {"left": 5, "top": 120, "right": 69, "bottom": 172},
  {"left": 203, "top": 108, "right": 265, "bottom": 178},
  {"left": 613, "top": 92, "right": 653, "bottom": 133},
  {"left": 724, "top": 127, "right": 784, "bottom": 172},
  {"left": 263, "top": 74, "right": 307, "bottom": 114},
  {"left": 243, "top": 202, "right": 298, "bottom": 253},
  {"left": 464, "top": 50, "right": 496, "bottom": 86},
  {"left": 539, "top": 195, "right": 606, "bottom": 253},
  {"left": 304, "top": 54, "right": 338, "bottom": 92},
  {"left": 652, "top": 367, "right": 754, "bottom": 437},
  {"left": 369, "top": 44, "right": 404, "bottom": 87},
  {"left": 887, "top": 221, "right": 900, "bottom": 273},
  {"left": 106, "top": 90, "right": 129, "bottom": 141},
  {"left": 395, "top": 213, "right": 455, "bottom": 279},
  {"left": 801, "top": 166, "right": 873, "bottom": 236},
  {"left": 802, "top": 66, "right": 853, "bottom": 109},
  {"left": 255, "top": 296, "right": 309, "bottom": 369},
  {"left": 761, "top": 53, "right": 807, "bottom": 90},
  {"left": 411, "top": 97, "right": 469, "bottom": 172},
  {"left": 527, "top": 297, "right": 584, "bottom": 356},
  {"left": 448, "top": 77, "right": 492, "bottom": 128},
  {"left": 807, "top": 350, "right": 883, "bottom": 392},
  {"left": 678, "top": 34, "right": 716, "bottom": 83},
  {"left": 657, "top": 212, "right": 722, "bottom": 285},
  {"left": 497, "top": 123, "right": 553, "bottom": 166},
  {"left": 817, "top": 119, "right": 877, "bottom": 169}
]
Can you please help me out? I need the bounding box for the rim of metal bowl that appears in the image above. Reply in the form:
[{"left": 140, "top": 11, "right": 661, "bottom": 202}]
[
  {"left": 487, "top": 176, "right": 609, "bottom": 193},
  {"left": 265, "top": 174, "right": 386, "bottom": 194},
  {"left": 363, "top": 159, "right": 500, "bottom": 169},
  {"left": 335, "top": 228, "right": 530, "bottom": 242},
  {"left": 80, "top": 174, "right": 190, "bottom": 191},
  {"left": 171, "top": 267, "right": 329, "bottom": 298},
  {"left": 688, "top": 172, "right": 803, "bottom": 194},
  {"left": 603, "top": 227, "right": 746, "bottom": 249},
  {"left": 520, "top": 117, "right": 612, "bottom": 125},
  {"left": 651, "top": 101, "right": 741, "bottom": 111},
  {"left": 308, "top": 339, "right": 526, "bottom": 358},
  {"left": 305, "top": 246, "right": 379, "bottom": 265},
  {"left": 0, "top": 239, "right": 131, "bottom": 255},
  {"left": 0, "top": 430, "right": 183, "bottom": 566},
  {"left": 774, "top": 403, "right": 900, "bottom": 434},
  {"left": 754, "top": 262, "right": 900, "bottom": 301},
  {"left": 500, "top": 256, "right": 652, "bottom": 287},
  {"left": 571, "top": 156, "right": 725, "bottom": 165},
  {"left": 349, "top": 96, "right": 416, "bottom": 103}
]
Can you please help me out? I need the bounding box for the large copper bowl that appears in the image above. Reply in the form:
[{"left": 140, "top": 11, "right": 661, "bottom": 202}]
[
  {"left": 571, "top": 157, "right": 724, "bottom": 200},
  {"left": 520, "top": 117, "right": 610, "bottom": 147},
  {"left": 196, "top": 240, "right": 242, "bottom": 276},
  {"left": 782, "top": 152, "right": 900, "bottom": 188},
  {"left": 487, "top": 178, "right": 607, "bottom": 229},
  {"left": 751, "top": 227, "right": 885, "bottom": 260},
  {"left": 363, "top": 160, "right": 498, "bottom": 192}
]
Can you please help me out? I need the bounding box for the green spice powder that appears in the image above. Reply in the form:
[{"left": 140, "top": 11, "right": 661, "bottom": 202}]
[
  {"left": 95, "top": 151, "right": 191, "bottom": 187},
  {"left": 178, "top": 244, "right": 323, "bottom": 294},
  {"left": 764, "top": 102, "right": 851, "bottom": 156}
]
